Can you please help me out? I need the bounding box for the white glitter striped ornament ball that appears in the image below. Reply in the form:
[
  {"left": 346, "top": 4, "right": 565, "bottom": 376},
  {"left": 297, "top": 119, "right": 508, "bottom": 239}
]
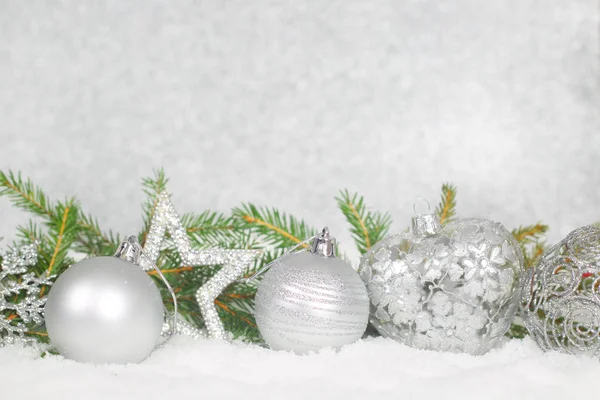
[{"left": 255, "top": 228, "right": 369, "bottom": 354}]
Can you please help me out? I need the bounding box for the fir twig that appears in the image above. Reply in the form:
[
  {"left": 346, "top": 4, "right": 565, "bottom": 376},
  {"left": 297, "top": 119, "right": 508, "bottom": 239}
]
[
  {"left": 181, "top": 211, "right": 237, "bottom": 246},
  {"left": 233, "top": 204, "right": 316, "bottom": 248},
  {"left": 75, "top": 212, "right": 120, "bottom": 255},
  {"left": 140, "top": 169, "right": 169, "bottom": 246},
  {"left": 512, "top": 224, "right": 548, "bottom": 244},
  {"left": 39, "top": 201, "right": 80, "bottom": 296},
  {"left": 336, "top": 190, "right": 391, "bottom": 255},
  {"left": 0, "top": 170, "right": 116, "bottom": 257},
  {"left": 436, "top": 183, "right": 457, "bottom": 225},
  {"left": 523, "top": 243, "right": 545, "bottom": 270},
  {"left": 512, "top": 224, "right": 548, "bottom": 269},
  {"left": 46, "top": 204, "right": 73, "bottom": 276},
  {"left": 0, "top": 171, "right": 53, "bottom": 219}
]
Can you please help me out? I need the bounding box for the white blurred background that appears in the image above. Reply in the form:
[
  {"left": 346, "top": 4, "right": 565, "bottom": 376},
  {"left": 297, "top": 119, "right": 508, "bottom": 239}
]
[{"left": 1, "top": 0, "right": 598, "bottom": 262}]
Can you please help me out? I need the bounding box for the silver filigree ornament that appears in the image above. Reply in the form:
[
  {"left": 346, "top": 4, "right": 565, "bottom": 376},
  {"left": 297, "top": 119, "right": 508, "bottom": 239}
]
[
  {"left": 522, "top": 225, "right": 600, "bottom": 357},
  {"left": 140, "top": 192, "right": 260, "bottom": 341},
  {"left": 358, "top": 203, "right": 524, "bottom": 355},
  {"left": 0, "top": 241, "right": 52, "bottom": 346}
]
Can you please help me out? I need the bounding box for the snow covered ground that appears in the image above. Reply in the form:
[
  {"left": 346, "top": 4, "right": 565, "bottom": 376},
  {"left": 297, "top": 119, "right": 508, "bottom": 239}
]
[
  {"left": 1, "top": 336, "right": 599, "bottom": 400},
  {"left": 0, "top": 1, "right": 599, "bottom": 398}
]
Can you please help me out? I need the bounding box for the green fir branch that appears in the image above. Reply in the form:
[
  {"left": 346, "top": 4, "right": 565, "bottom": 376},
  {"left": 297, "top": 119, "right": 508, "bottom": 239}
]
[
  {"left": 181, "top": 211, "right": 237, "bottom": 246},
  {"left": 512, "top": 224, "right": 548, "bottom": 245},
  {"left": 523, "top": 243, "right": 546, "bottom": 270},
  {"left": 140, "top": 169, "right": 169, "bottom": 246},
  {"left": 436, "top": 183, "right": 457, "bottom": 225},
  {"left": 42, "top": 200, "right": 80, "bottom": 277},
  {"left": 233, "top": 204, "right": 316, "bottom": 249},
  {"left": 0, "top": 169, "right": 117, "bottom": 258},
  {"left": 0, "top": 170, "right": 81, "bottom": 277},
  {"left": 74, "top": 212, "right": 121, "bottom": 256},
  {"left": 336, "top": 190, "right": 391, "bottom": 255},
  {"left": 0, "top": 170, "right": 54, "bottom": 219},
  {"left": 216, "top": 303, "right": 259, "bottom": 341},
  {"left": 511, "top": 224, "right": 548, "bottom": 269},
  {"left": 15, "top": 221, "right": 45, "bottom": 249}
]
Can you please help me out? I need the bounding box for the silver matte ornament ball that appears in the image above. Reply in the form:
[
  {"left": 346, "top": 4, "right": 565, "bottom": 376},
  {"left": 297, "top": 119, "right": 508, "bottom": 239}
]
[
  {"left": 255, "top": 228, "right": 369, "bottom": 354},
  {"left": 359, "top": 204, "right": 524, "bottom": 355},
  {"left": 522, "top": 225, "right": 600, "bottom": 357},
  {"left": 44, "top": 244, "right": 164, "bottom": 364}
]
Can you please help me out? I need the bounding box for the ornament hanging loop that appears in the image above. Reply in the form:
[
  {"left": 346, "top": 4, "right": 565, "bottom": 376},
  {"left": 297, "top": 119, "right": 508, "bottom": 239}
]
[
  {"left": 411, "top": 198, "right": 441, "bottom": 237},
  {"left": 412, "top": 198, "right": 431, "bottom": 215}
]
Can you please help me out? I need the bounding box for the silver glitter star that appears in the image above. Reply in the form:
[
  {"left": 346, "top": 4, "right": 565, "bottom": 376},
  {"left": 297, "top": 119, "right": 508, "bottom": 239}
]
[
  {"left": 162, "top": 314, "right": 207, "bottom": 340},
  {"left": 0, "top": 241, "right": 52, "bottom": 346},
  {"left": 139, "top": 192, "right": 259, "bottom": 340}
]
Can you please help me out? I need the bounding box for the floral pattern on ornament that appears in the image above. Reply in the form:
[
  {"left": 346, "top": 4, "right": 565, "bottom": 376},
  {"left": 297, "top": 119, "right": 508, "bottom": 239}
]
[{"left": 358, "top": 218, "right": 524, "bottom": 355}]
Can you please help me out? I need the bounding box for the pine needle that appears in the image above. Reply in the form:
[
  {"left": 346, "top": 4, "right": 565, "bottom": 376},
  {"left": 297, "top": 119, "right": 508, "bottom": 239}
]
[
  {"left": 140, "top": 168, "right": 169, "bottom": 246},
  {"left": 436, "top": 183, "right": 457, "bottom": 225},
  {"left": 336, "top": 190, "right": 391, "bottom": 255},
  {"left": 181, "top": 211, "right": 237, "bottom": 246},
  {"left": 46, "top": 206, "right": 72, "bottom": 276},
  {"left": 233, "top": 204, "right": 316, "bottom": 249},
  {"left": 512, "top": 224, "right": 548, "bottom": 244},
  {"left": 0, "top": 170, "right": 53, "bottom": 219},
  {"left": 512, "top": 224, "right": 548, "bottom": 269}
]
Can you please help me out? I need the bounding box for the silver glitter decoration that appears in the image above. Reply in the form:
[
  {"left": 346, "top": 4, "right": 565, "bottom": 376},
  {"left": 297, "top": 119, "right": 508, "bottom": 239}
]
[
  {"left": 140, "top": 191, "right": 259, "bottom": 340},
  {"left": 0, "top": 241, "right": 51, "bottom": 346},
  {"left": 359, "top": 215, "right": 524, "bottom": 355},
  {"left": 522, "top": 225, "right": 600, "bottom": 357},
  {"left": 162, "top": 313, "right": 206, "bottom": 340},
  {"left": 255, "top": 228, "right": 370, "bottom": 354}
]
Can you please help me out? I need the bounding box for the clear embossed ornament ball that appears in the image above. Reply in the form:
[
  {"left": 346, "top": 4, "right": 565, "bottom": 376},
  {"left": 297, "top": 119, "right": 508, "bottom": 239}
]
[
  {"left": 255, "top": 228, "right": 369, "bottom": 354},
  {"left": 522, "top": 225, "right": 600, "bottom": 357},
  {"left": 358, "top": 203, "right": 524, "bottom": 355},
  {"left": 44, "top": 239, "right": 165, "bottom": 364}
]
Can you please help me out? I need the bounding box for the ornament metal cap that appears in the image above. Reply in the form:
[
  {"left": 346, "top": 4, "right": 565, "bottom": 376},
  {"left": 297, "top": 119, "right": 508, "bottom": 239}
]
[
  {"left": 411, "top": 199, "right": 441, "bottom": 237},
  {"left": 311, "top": 227, "right": 337, "bottom": 258},
  {"left": 113, "top": 236, "right": 143, "bottom": 265},
  {"left": 113, "top": 235, "right": 180, "bottom": 347}
]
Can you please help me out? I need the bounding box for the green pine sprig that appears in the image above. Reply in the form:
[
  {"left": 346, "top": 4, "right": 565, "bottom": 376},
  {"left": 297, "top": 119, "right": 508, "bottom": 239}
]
[
  {"left": 0, "top": 170, "right": 54, "bottom": 220},
  {"left": 140, "top": 169, "right": 170, "bottom": 246},
  {"left": 233, "top": 204, "right": 317, "bottom": 249},
  {"left": 0, "top": 170, "right": 81, "bottom": 278},
  {"left": 181, "top": 211, "right": 238, "bottom": 248},
  {"left": 512, "top": 224, "right": 548, "bottom": 269},
  {"left": 336, "top": 190, "right": 392, "bottom": 255},
  {"left": 436, "top": 183, "right": 457, "bottom": 225},
  {"left": 74, "top": 212, "right": 121, "bottom": 256}
]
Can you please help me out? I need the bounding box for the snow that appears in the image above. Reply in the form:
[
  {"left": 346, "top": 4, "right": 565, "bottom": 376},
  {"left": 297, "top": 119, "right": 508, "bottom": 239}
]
[
  {"left": 0, "top": 1, "right": 599, "bottom": 397},
  {"left": 0, "top": 336, "right": 598, "bottom": 400}
]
